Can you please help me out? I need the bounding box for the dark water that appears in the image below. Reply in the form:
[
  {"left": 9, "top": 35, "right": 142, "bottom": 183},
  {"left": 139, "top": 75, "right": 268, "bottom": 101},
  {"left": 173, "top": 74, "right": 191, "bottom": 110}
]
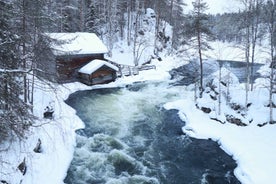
[
  {"left": 64, "top": 82, "right": 240, "bottom": 184},
  {"left": 218, "top": 60, "right": 263, "bottom": 83},
  {"left": 170, "top": 60, "right": 263, "bottom": 85}
]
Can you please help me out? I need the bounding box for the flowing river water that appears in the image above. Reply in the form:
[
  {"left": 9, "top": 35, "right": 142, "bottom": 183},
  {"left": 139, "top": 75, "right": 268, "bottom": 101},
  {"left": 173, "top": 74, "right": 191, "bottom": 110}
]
[{"left": 64, "top": 80, "right": 241, "bottom": 184}]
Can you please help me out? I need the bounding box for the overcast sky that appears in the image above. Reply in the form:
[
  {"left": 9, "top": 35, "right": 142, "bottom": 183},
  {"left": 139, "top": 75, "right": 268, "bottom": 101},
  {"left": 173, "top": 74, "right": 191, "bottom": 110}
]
[{"left": 184, "top": 0, "right": 242, "bottom": 14}]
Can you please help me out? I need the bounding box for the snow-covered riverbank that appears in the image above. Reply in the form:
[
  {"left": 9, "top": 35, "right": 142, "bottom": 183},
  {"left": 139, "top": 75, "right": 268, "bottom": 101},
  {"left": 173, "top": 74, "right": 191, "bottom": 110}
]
[
  {"left": 0, "top": 81, "right": 88, "bottom": 183},
  {"left": 0, "top": 57, "right": 176, "bottom": 184},
  {"left": 1, "top": 55, "right": 276, "bottom": 184},
  {"left": 164, "top": 63, "right": 276, "bottom": 184},
  {"left": 164, "top": 93, "right": 276, "bottom": 184}
]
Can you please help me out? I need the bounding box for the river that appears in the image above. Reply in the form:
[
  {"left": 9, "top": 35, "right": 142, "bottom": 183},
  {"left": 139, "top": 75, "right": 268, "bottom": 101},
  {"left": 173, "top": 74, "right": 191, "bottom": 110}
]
[
  {"left": 170, "top": 60, "right": 263, "bottom": 86},
  {"left": 64, "top": 80, "right": 240, "bottom": 184}
]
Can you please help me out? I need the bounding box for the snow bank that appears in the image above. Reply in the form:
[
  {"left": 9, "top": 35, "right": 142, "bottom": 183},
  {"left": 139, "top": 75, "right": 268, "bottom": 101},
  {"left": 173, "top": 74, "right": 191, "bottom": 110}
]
[
  {"left": 164, "top": 87, "right": 276, "bottom": 184},
  {"left": 163, "top": 63, "right": 276, "bottom": 184},
  {"left": 0, "top": 81, "right": 91, "bottom": 184}
]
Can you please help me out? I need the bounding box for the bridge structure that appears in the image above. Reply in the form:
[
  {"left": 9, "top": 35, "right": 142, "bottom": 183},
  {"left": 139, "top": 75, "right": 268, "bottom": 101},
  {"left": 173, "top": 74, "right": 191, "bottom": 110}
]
[{"left": 106, "top": 60, "right": 156, "bottom": 77}]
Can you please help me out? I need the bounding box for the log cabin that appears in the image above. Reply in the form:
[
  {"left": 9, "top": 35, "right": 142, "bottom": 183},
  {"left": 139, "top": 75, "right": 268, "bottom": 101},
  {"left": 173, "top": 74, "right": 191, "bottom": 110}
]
[
  {"left": 78, "top": 59, "right": 118, "bottom": 85},
  {"left": 36, "top": 32, "right": 109, "bottom": 83}
]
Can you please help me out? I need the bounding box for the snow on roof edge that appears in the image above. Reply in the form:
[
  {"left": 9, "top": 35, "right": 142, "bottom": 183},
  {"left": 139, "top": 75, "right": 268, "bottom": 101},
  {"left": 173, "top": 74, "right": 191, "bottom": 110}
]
[
  {"left": 45, "top": 32, "right": 108, "bottom": 56},
  {"left": 78, "top": 59, "right": 119, "bottom": 74}
]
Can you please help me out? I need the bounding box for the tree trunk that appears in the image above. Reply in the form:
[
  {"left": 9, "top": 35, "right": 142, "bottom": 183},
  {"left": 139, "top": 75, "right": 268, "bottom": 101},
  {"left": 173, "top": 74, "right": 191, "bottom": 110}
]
[
  {"left": 250, "top": 41, "right": 256, "bottom": 91},
  {"left": 266, "top": 0, "right": 276, "bottom": 123},
  {"left": 226, "top": 71, "right": 231, "bottom": 104},
  {"left": 154, "top": 1, "right": 160, "bottom": 55},
  {"left": 127, "top": 1, "right": 131, "bottom": 46},
  {"left": 170, "top": 0, "right": 174, "bottom": 23},
  {"left": 194, "top": 80, "right": 198, "bottom": 102},
  {"left": 218, "top": 63, "right": 222, "bottom": 115},
  {"left": 3, "top": 75, "right": 9, "bottom": 110},
  {"left": 197, "top": 31, "right": 203, "bottom": 97},
  {"left": 269, "top": 19, "right": 275, "bottom": 124},
  {"left": 133, "top": 11, "right": 139, "bottom": 66},
  {"left": 79, "top": 0, "right": 85, "bottom": 32},
  {"left": 245, "top": 1, "right": 251, "bottom": 108},
  {"left": 22, "top": 0, "right": 28, "bottom": 103},
  {"left": 250, "top": 0, "right": 261, "bottom": 91},
  {"left": 269, "top": 66, "right": 274, "bottom": 123},
  {"left": 120, "top": 11, "right": 125, "bottom": 40}
]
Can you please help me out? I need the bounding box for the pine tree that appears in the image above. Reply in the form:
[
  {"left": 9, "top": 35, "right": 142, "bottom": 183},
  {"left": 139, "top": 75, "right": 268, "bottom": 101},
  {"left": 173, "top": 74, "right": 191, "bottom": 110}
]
[
  {"left": 85, "top": 0, "right": 100, "bottom": 34},
  {"left": 0, "top": 0, "right": 33, "bottom": 142},
  {"left": 57, "top": 0, "right": 80, "bottom": 32},
  {"left": 170, "top": 0, "right": 186, "bottom": 49},
  {"left": 185, "top": 0, "right": 213, "bottom": 97}
]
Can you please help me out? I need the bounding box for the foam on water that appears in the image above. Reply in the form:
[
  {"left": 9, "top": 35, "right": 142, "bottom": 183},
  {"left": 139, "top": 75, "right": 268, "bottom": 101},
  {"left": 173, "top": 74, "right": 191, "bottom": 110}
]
[{"left": 64, "top": 81, "right": 240, "bottom": 184}]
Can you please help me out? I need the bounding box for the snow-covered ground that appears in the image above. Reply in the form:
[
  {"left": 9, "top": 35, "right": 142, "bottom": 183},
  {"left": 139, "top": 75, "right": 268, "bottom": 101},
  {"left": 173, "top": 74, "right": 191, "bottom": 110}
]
[
  {"left": 1, "top": 40, "right": 276, "bottom": 184},
  {"left": 164, "top": 70, "right": 276, "bottom": 184}
]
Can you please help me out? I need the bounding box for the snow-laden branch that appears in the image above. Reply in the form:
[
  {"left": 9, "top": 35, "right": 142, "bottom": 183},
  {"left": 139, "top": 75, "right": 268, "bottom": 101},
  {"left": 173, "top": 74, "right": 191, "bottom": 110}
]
[
  {"left": 0, "top": 40, "right": 14, "bottom": 46},
  {"left": 0, "top": 68, "right": 32, "bottom": 74}
]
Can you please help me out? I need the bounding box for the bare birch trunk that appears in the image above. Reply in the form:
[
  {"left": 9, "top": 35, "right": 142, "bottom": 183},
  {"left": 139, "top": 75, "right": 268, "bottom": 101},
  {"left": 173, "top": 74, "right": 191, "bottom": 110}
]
[
  {"left": 127, "top": 1, "right": 131, "bottom": 46},
  {"left": 22, "top": 0, "right": 28, "bottom": 103},
  {"left": 269, "top": 66, "right": 274, "bottom": 123},
  {"left": 218, "top": 63, "right": 222, "bottom": 115}
]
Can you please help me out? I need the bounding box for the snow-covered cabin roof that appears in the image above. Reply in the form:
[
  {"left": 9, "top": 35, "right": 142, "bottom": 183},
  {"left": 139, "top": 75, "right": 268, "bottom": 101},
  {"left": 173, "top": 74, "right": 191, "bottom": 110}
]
[
  {"left": 78, "top": 59, "right": 119, "bottom": 75},
  {"left": 45, "top": 32, "right": 108, "bottom": 56}
]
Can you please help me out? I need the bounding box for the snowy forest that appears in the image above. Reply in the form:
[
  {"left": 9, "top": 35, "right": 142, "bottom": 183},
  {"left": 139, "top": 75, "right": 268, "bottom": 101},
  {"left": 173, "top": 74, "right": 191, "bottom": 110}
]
[{"left": 0, "top": 0, "right": 276, "bottom": 183}]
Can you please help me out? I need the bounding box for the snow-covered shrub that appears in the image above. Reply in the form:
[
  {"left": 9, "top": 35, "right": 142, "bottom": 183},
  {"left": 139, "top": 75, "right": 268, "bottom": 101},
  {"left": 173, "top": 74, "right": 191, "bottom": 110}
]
[
  {"left": 198, "top": 67, "right": 253, "bottom": 126},
  {"left": 204, "top": 67, "right": 239, "bottom": 90}
]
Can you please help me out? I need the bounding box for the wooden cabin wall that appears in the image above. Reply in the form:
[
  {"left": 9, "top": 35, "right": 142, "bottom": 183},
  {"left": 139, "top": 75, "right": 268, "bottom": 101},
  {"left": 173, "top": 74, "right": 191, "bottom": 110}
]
[
  {"left": 92, "top": 68, "right": 114, "bottom": 78},
  {"left": 78, "top": 65, "right": 117, "bottom": 85},
  {"left": 56, "top": 54, "right": 104, "bottom": 83},
  {"left": 78, "top": 73, "right": 91, "bottom": 85},
  {"left": 90, "top": 66, "right": 117, "bottom": 85}
]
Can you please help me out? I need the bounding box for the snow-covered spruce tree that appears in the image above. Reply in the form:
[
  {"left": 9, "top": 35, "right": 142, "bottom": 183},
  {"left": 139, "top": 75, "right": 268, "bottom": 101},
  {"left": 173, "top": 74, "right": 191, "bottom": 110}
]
[
  {"left": 77, "top": 0, "right": 87, "bottom": 31},
  {"left": 87, "top": 0, "right": 121, "bottom": 56},
  {"left": 43, "top": 0, "right": 62, "bottom": 32},
  {"left": 184, "top": 0, "right": 213, "bottom": 98},
  {"left": 0, "top": 0, "right": 33, "bottom": 142},
  {"left": 153, "top": 0, "right": 166, "bottom": 55},
  {"left": 210, "top": 12, "right": 241, "bottom": 42},
  {"left": 13, "top": 0, "right": 52, "bottom": 105},
  {"left": 85, "top": 0, "right": 100, "bottom": 34},
  {"left": 170, "top": 0, "right": 186, "bottom": 49},
  {"left": 117, "top": 0, "right": 128, "bottom": 40},
  {"left": 55, "top": 0, "right": 82, "bottom": 32}
]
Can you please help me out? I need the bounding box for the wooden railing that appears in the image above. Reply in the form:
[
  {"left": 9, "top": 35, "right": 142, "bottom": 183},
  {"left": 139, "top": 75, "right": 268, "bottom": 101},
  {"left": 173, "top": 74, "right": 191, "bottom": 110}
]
[
  {"left": 117, "top": 65, "right": 139, "bottom": 77},
  {"left": 105, "top": 59, "right": 156, "bottom": 77}
]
